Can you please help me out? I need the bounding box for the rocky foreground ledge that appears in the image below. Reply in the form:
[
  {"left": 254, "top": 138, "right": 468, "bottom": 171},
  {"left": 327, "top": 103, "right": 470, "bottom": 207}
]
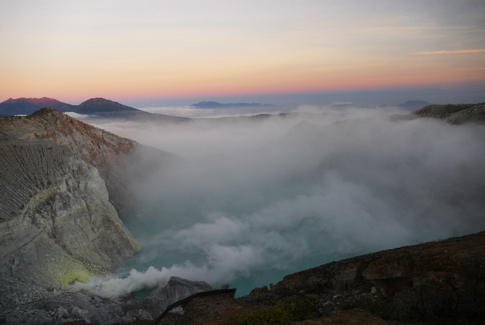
[
  {"left": 147, "top": 231, "right": 485, "bottom": 325},
  {"left": 3, "top": 231, "right": 483, "bottom": 324}
]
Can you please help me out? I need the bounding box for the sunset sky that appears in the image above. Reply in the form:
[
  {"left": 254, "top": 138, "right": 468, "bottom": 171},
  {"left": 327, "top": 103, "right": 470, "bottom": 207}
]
[{"left": 1, "top": 0, "right": 484, "bottom": 106}]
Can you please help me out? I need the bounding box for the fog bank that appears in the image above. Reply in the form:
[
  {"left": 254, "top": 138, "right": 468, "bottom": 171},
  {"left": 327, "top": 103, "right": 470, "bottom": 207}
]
[{"left": 70, "top": 105, "right": 485, "bottom": 298}]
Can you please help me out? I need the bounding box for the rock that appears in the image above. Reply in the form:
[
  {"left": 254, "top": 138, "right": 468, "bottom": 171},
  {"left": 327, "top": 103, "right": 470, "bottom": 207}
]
[
  {"left": 257, "top": 231, "right": 485, "bottom": 324},
  {"left": 322, "top": 300, "right": 335, "bottom": 310},
  {"left": 411, "top": 102, "right": 485, "bottom": 125},
  {"left": 412, "top": 103, "right": 476, "bottom": 119},
  {"left": 0, "top": 108, "right": 175, "bottom": 212},
  {"left": 0, "top": 110, "right": 157, "bottom": 324},
  {"left": 446, "top": 104, "right": 485, "bottom": 124},
  {"left": 126, "top": 308, "right": 153, "bottom": 320},
  {"left": 0, "top": 141, "right": 140, "bottom": 291},
  {"left": 71, "top": 306, "right": 89, "bottom": 321},
  {"left": 55, "top": 306, "right": 69, "bottom": 319},
  {"left": 134, "top": 276, "right": 213, "bottom": 319},
  {"left": 5, "top": 277, "right": 213, "bottom": 324},
  {"left": 361, "top": 255, "right": 414, "bottom": 280}
]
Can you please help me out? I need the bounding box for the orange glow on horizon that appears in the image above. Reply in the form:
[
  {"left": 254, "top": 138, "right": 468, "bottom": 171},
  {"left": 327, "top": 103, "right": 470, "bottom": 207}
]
[{"left": 1, "top": 1, "right": 485, "bottom": 104}]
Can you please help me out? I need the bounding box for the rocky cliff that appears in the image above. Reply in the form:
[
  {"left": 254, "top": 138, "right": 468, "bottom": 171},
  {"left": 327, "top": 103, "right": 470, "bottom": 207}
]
[
  {"left": 0, "top": 109, "right": 166, "bottom": 324},
  {"left": 0, "top": 139, "right": 140, "bottom": 276},
  {"left": 0, "top": 107, "right": 166, "bottom": 211}
]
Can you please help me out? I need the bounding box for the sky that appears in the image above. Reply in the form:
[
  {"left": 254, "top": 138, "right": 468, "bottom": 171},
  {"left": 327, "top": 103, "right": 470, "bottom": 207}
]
[{"left": 1, "top": 0, "right": 484, "bottom": 106}]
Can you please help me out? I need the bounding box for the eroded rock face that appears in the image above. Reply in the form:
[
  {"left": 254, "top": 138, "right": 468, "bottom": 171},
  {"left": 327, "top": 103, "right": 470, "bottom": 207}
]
[
  {"left": 0, "top": 110, "right": 150, "bottom": 324},
  {"left": 0, "top": 141, "right": 139, "bottom": 304},
  {"left": 0, "top": 108, "right": 138, "bottom": 211}
]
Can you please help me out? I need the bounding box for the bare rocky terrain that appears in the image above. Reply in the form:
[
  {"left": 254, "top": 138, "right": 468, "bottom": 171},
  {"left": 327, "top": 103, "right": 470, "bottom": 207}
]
[
  {"left": 0, "top": 109, "right": 180, "bottom": 324},
  {"left": 147, "top": 231, "right": 485, "bottom": 325}
]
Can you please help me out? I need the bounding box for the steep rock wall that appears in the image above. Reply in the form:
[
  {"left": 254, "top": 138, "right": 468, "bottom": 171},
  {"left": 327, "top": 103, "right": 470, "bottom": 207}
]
[
  {"left": 0, "top": 140, "right": 140, "bottom": 307},
  {"left": 0, "top": 108, "right": 138, "bottom": 211}
]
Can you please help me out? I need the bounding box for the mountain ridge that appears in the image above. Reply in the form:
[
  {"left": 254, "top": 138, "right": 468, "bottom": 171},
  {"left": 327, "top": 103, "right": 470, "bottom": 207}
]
[
  {"left": 76, "top": 97, "right": 142, "bottom": 114},
  {"left": 0, "top": 97, "right": 187, "bottom": 122},
  {"left": 0, "top": 97, "right": 76, "bottom": 115}
]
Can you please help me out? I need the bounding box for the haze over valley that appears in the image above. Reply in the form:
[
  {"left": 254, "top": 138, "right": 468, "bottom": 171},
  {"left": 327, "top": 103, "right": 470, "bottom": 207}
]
[{"left": 63, "top": 102, "right": 485, "bottom": 297}]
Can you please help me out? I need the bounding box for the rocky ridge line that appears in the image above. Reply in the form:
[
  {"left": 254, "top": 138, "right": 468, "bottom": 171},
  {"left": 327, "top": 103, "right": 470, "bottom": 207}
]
[{"left": 412, "top": 102, "right": 485, "bottom": 124}]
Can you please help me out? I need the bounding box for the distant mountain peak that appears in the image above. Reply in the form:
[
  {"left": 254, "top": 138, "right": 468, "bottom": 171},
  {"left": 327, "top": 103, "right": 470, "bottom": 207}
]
[
  {"left": 80, "top": 97, "right": 118, "bottom": 104},
  {"left": 5, "top": 97, "right": 63, "bottom": 103},
  {"left": 0, "top": 96, "right": 189, "bottom": 121},
  {"left": 28, "top": 107, "right": 65, "bottom": 118},
  {"left": 0, "top": 97, "right": 76, "bottom": 115},
  {"left": 77, "top": 97, "right": 141, "bottom": 114}
]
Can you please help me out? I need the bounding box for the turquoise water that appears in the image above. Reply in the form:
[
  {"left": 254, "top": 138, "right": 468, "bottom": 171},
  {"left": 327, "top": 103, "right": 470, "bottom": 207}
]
[{"left": 118, "top": 200, "right": 368, "bottom": 297}]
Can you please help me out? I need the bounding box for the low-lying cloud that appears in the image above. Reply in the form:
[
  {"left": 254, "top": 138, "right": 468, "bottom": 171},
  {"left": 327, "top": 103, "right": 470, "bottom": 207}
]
[
  {"left": 70, "top": 104, "right": 485, "bottom": 298},
  {"left": 138, "top": 105, "right": 287, "bottom": 118}
]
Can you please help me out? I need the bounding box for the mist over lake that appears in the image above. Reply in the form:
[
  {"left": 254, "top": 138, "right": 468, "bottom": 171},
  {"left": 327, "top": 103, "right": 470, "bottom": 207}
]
[{"left": 66, "top": 104, "right": 485, "bottom": 298}]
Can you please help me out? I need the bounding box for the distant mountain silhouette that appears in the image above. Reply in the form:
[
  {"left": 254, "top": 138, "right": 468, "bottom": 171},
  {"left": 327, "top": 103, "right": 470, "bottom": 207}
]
[
  {"left": 397, "top": 100, "right": 432, "bottom": 111},
  {"left": 0, "top": 97, "right": 187, "bottom": 122},
  {"left": 0, "top": 97, "right": 76, "bottom": 115},
  {"left": 76, "top": 98, "right": 142, "bottom": 114},
  {"left": 192, "top": 101, "right": 273, "bottom": 108}
]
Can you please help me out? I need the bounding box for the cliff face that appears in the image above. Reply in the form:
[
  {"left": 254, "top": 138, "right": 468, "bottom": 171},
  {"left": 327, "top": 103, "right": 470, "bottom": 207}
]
[
  {"left": 0, "top": 109, "right": 148, "bottom": 323},
  {"left": 0, "top": 108, "right": 141, "bottom": 211},
  {"left": 0, "top": 140, "right": 140, "bottom": 284}
]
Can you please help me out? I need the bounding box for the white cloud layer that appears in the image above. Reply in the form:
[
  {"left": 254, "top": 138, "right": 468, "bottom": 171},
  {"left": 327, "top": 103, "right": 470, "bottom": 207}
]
[{"left": 69, "top": 104, "right": 485, "bottom": 298}]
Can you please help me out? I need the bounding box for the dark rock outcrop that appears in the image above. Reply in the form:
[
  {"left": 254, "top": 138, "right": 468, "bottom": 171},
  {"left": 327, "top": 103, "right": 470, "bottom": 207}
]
[
  {"left": 412, "top": 103, "right": 485, "bottom": 124},
  {"left": 3, "top": 277, "right": 213, "bottom": 325},
  {"left": 249, "top": 231, "right": 485, "bottom": 324}
]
